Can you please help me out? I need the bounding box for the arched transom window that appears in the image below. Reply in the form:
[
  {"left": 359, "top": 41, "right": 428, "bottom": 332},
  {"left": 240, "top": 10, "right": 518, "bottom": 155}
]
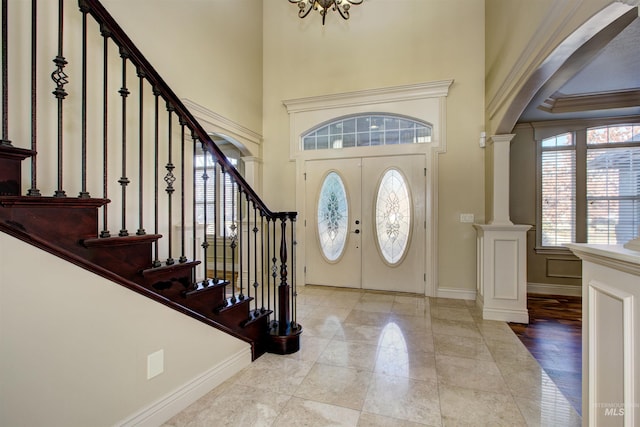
[{"left": 302, "top": 114, "right": 433, "bottom": 151}]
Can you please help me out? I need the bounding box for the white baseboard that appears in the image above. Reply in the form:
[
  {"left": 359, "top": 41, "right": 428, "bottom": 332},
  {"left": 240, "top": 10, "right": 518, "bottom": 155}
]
[
  {"left": 117, "top": 347, "right": 252, "bottom": 427},
  {"left": 482, "top": 307, "right": 529, "bottom": 324},
  {"left": 435, "top": 288, "right": 476, "bottom": 300},
  {"left": 528, "top": 282, "right": 582, "bottom": 296}
]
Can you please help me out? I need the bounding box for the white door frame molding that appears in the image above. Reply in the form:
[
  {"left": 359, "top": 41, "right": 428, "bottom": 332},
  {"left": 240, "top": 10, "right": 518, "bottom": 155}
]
[{"left": 283, "top": 80, "right": 453, "bottom": 296}]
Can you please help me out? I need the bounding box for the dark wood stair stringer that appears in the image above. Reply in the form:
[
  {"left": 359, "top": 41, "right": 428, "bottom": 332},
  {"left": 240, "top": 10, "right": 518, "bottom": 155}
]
[{"left": 0, "top": 195, "right": 275, "bottom": 360}]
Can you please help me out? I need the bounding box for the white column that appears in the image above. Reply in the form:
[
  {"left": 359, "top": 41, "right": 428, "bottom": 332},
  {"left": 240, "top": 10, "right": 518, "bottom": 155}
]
[
  {"left": 489, "top": 134, "right": 514, "bottom": 225},
  {"left": 474, "top": 223, "right": 531, "bottom": 323},
  {"left": 241, "top": 156, "right": 262, "bottom": 196},
  {"left": 474, "top": 133, "right": 530, "bottom": 323}
]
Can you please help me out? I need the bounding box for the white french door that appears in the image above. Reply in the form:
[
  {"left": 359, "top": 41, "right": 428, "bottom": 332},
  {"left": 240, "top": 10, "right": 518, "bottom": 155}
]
[{"left": 304, "top": 155, "right": 426, "bottom": 294}]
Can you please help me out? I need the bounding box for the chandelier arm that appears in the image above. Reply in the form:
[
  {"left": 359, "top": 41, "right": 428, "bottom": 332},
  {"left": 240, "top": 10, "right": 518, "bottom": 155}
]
[
  {"left": 298, "top": 2, "right": 314, "bottom": 19},
  {"left": 335, "top": 5, "right": 350, "bottom": 20},
  {"left": 346, "top": 0, "right": 363, "bottom": 4}
]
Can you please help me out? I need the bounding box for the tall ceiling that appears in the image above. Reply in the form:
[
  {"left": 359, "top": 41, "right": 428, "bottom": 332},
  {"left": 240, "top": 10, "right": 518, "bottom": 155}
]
[{"left": 518, "top": 16, "right": 640, "bottom": 123}]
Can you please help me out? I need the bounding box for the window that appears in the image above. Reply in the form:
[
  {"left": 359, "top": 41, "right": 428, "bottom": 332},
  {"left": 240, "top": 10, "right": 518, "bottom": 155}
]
[
  {"left": 539, "top": 123, "right": 640, "bottom": 248},
  {"left": 317, "top": 171, "right": 349, "bottom": 262},
  {"left": 302, "top": 114, "right": 432, "bottom": 150},
  {"left": 194, "top": 144, "right": 242, "bottom": 236}
]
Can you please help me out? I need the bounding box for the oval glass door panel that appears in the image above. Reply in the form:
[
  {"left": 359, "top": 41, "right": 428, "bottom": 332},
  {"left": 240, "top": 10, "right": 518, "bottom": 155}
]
[
  {"left": 375, "top": 169, "right": 412, "bottom": 265},
  {"left": 317, "top": 171, "right": 349, "bottom": 262}
]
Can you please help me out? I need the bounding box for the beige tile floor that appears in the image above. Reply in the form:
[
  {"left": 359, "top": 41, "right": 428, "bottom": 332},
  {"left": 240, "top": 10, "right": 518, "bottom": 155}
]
[{"left": 163, "top": 286, "right": 582, "bottom": 427}]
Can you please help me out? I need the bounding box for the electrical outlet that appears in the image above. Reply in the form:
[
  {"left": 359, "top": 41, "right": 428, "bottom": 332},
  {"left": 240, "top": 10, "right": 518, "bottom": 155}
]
[
  {"left": 147, "top": 349, "right": 164, "bottom": 379},
  {"left": 460, "top": 213, "right": 475, "bottom": 223}
]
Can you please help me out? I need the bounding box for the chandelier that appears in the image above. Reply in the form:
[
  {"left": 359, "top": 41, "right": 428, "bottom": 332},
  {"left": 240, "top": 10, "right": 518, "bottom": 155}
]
[{"left": 288, "top": 0, "right": 363, "bottom": 25}]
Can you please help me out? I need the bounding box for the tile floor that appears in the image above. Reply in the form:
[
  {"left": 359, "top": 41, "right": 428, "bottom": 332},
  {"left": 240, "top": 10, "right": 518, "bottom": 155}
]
[{"left": 163, "top": 286, "right": 582, "bottom": 426}]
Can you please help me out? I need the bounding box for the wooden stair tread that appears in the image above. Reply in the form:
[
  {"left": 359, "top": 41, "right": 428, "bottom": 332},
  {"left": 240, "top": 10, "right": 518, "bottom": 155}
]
[
  {"left": 84, "top": 234, "right": 162, "bottom": 248},
  {"left": 0, "top": 196, "right": 109, "bottom": 208},
  {"left": 183, "top": 278, "right": 228, "bottom": 298},
  {"left": 242, "top": 308, "right": 273, "bottom": 327},
  {"left": 214, "top": 296, "right": 253, "bottom": 314},
  {"left": 0, "top": 145, "right": 37, "bottom": 160}
]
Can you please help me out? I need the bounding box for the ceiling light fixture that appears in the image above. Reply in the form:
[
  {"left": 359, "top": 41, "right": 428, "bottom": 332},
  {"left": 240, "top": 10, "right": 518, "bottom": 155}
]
[{"left": 289, "top": 0, "right": 363, "bottom": 25}]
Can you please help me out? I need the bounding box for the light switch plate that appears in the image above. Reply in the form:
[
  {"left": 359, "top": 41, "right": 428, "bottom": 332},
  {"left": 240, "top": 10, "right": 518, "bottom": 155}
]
[{"left": 460, "top": 213, "right": 475, "bottom": 223}]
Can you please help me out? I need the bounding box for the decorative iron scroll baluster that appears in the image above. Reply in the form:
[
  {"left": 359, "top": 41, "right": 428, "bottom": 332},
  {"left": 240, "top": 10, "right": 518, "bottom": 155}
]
[
  {"left": 164, "top": 103, "right": 176, "bottom": 265},
  {"left": 27, "top": 0, "right": 40, "bottom": 195},
  {"left": 151, "top": 87, "right": 161, "bottom": 265},
  {"left": 230, "top": 184, "right": 239, "bottom": 300},
  {"left": 179, "top": 121, "right": 187, "bottom": 263},
  {"left": 238, "top": 187, "right": 244, "bottom": 300},
  {"left": 1, "top": 0, "right": 10, "bottom": 146},
  {"left": 223, "top": 167, "right": 235, "bottom": 303},
  {"left": 78, "top": 3, "right": 90, "bottom": 198},
  {"left": 212, "top": 160, "right": 218, "bottom": 280},
  {"left": 261, "top": 213, "right": 266, "bottom": 312},
  {"left": 253, "top": 202, "right": 260, "bottom": 313},
  {"left": 135, "top": 68, "right": 145, "bottom": 235},
  {"left": 99, "top": 24, "right": 110, "bottom": 236},
  {"left": 200, "top": 143, "right": 210, "bottom": 277},
  {"left": 118, "top": 48, "right": 130, "bottom": 235},
  {"left": 52, "top": 0, "right": 68, "bottom": 197}
]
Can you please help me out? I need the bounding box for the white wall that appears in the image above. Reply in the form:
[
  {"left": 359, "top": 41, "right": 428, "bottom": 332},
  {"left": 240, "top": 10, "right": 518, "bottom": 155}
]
[{"left": 0, "top": 233, "right": 251, "bottom": 427}]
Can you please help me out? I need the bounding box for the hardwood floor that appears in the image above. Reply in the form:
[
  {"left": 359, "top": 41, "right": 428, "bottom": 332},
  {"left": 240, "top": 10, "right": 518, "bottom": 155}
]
[{"left": 509, "top": 294, "right": 582, "bottom": 415}]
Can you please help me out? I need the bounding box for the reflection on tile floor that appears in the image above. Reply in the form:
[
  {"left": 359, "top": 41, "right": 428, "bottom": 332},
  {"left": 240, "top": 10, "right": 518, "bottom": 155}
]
[{"left": 163, "top": 286, "right": 582, "bottom": 427}]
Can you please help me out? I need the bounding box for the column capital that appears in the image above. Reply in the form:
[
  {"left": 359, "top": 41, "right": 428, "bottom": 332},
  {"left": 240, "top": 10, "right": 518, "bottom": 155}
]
[{"left": 489, "top": 134, "right": 515, "bottom": 145}]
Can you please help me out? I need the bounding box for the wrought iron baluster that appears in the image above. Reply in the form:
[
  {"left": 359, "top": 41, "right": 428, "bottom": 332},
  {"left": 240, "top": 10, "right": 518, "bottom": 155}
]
[
  {"left": 151, "top": 87, "right": 161, "bottom": 264},
  {"left": 99, "top": 24, "right": 110, "bottom": 235},
  {"left": 179, "top": 121, "right": 187, "bottom": 262},
  {"left": 261, "top": 212, "right": 266, "bottom": 312},
  {"left": 230, "top": 180, "right": 239, "bottom": 300},
  {"left": 191, "top": 134, "right": 197, "bottom": 273},
  {"left": 27, "top": 0, "right": 40, "bottom": 195},
  {"left": 237, "top": 186, "right": 244, "bottom": 300},
  {"left": 223, "top": 166, "right": 235, "bottom": 303},
  {"left": 253, "top": 202, "right": 260, "bottom": 313},
  {"left": 135, "top": 68, "right": 145, "bottom": 235},
  {"left": 266, "top": 216, "right": 272, "bottom": 312},
  {"left": 212, "top": 160, "right": 218, "bottom": 281},
  {"left": 1, "top": 0, "right": 10, "bottom": 146},
  {"left": 118, "top": 47, "right": 130, "bottom": 235},
  {"left": 78, "top": 2, "right": 90, "bottom": 198},
  {"left": 200, "top": 143, "right": 210, "bottom": 277},
  {"left": 164, "top": 103, "right": 176, "bottom": 264},
  {"left": 191, "top": 131, "right": 199, "bottom": 280},
  {"left": 52, "top": 0, "right": 68, "bottom": 197}
]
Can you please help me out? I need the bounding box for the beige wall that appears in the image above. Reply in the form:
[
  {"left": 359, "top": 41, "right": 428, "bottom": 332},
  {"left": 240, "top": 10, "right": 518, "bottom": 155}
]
[
  {"left": 262, "top": 0, "right": 486, "bottom": 292},
  {"left": 102, "top": 0, "right": 264, "bottom": 135},
  {"left": 0, "top": 233, "right": 250, "bottom": 427}
]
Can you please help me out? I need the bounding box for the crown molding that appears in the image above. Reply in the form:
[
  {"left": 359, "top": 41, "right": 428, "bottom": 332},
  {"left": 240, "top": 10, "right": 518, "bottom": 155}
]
[
  {"left": 539, "top": 88, "right": 640, "bottom": 113},
  {"left": 181, "top": 99, "right": 262, "bottom": 152},
  {"left": 283, "top": 80, "right": 454, "bottom": 113}
]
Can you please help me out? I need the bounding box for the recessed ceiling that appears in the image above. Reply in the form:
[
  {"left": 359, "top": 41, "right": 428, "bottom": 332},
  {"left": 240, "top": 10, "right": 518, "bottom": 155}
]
[{"left": 518, "top": 16, "right": 640, "bottom": 123}]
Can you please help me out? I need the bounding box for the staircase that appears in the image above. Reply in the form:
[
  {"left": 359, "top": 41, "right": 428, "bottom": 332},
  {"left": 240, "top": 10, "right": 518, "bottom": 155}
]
[{"left": 0, "top": 0, "right": 300, "bottom": 360}]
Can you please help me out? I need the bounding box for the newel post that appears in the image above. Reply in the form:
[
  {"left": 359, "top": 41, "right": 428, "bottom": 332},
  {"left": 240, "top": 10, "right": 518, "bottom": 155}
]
[{"left": 268, "top": 213, "right": 302, "bottom": 354}]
